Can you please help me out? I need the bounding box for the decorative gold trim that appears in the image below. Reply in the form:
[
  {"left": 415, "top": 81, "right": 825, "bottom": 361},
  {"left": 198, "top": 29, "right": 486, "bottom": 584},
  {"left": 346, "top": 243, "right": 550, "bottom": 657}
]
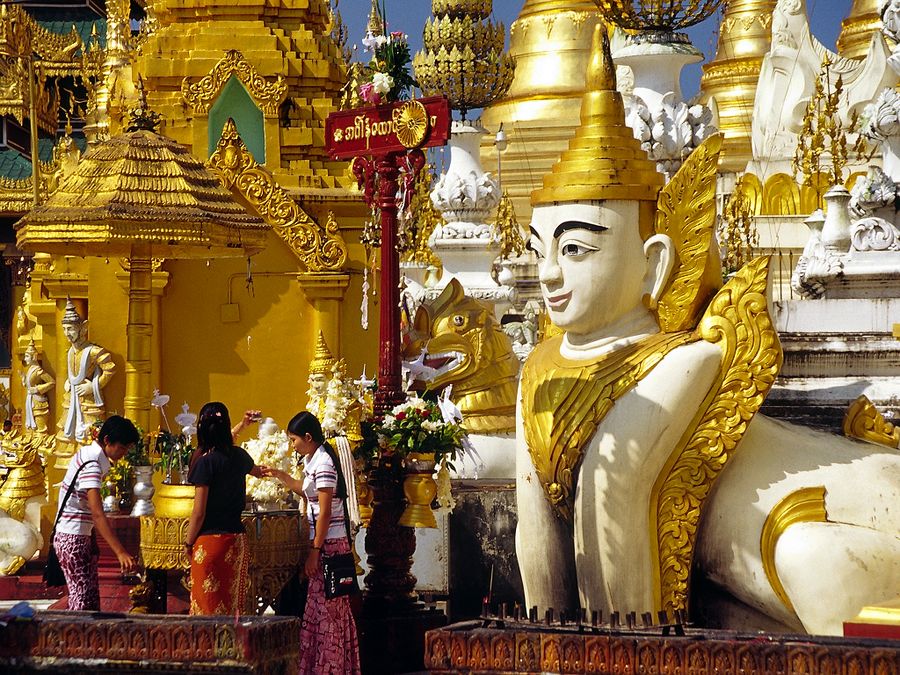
[
  {"left": 654, "top": 134, "right": 722, "bottom": 332},
  {"left": 651, "top": 256, "right": 783, "bottom": 612},
  {"left": 181, "top": 50, "right": 288, "bottom": 116},
  {"left": 393, "top": 100, "right": 429, "bottom": 148},
  {"left": 843, "top": 395, "right": 900, "bottom": 449},
  {"left": 207, "top": 120, "right": 348, "bottom": 272},
  {"left": 760, "top": 486, "right": 827, "bottom": 617}
]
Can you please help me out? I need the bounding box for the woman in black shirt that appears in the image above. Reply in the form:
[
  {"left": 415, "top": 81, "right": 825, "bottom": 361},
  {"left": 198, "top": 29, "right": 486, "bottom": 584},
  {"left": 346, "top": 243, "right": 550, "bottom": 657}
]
[{"left": 184, "top": 402, "right": 262, "bottom": 615}]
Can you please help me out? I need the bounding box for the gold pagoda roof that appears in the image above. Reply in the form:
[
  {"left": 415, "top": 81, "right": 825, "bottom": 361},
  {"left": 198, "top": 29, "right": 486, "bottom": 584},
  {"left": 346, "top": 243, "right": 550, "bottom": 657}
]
[{"left": 15, "top": 128, "right": 268, "bottom": 258}]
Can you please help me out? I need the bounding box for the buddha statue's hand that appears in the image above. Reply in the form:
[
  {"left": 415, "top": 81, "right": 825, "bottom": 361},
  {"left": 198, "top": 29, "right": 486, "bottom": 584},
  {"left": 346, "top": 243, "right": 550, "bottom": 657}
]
[{"left": 75, "top": 382, "right": 93, "bottom": 397}]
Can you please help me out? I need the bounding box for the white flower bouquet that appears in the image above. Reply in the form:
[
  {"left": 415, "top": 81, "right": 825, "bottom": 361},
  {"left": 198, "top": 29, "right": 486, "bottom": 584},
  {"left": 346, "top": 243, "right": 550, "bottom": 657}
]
[{"left": 243, "top": 422, "right": 298, "bottom": 506}]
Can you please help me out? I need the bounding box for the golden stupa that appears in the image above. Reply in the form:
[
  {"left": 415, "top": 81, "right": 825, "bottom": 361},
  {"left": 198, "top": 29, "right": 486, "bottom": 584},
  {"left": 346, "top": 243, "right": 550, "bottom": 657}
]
[
  {"left": 480, "top": 0, "right": 603, "bottom": 224},
  {"left": 837, "top": 0, "right": 884, "bottom": 60},
  {"left": 699, "top": 0, "right": 777, "bottom": 173}
]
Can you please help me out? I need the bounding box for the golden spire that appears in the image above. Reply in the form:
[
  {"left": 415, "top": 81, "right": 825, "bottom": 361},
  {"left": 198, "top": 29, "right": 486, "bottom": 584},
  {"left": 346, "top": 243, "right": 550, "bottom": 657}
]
[
  {"left": 699, "top": 0, "right": 777, "bottom": 172},
  {"left": 309, "top": 331, "right": 336, "bottom": 375},
  {"left": 367, "top": 0, "right": 384, "bottom": 35},
  {"left": 837, "top": 0, "right": 883, "bottom": 60},
  {"left": 530, "top": 23, "right": 663, "bottom": 206}
]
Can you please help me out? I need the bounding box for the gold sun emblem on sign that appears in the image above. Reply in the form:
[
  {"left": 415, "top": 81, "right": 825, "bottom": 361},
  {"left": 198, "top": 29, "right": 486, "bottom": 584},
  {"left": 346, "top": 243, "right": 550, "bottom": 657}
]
[{"left": 393, "top": 100, "right": 430, "bottom": 148}]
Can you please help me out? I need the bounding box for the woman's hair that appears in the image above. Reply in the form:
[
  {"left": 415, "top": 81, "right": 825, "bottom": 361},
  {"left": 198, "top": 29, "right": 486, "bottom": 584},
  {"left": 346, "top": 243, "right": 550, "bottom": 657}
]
[
  {"left": 286, "top": 411, "right": 325, "bottom": 445},
  {"left": 197, "top": 401, "right": 233, "bottom": 453},
  {"left": 98, "top": 415, "right": 140, "bottom": 447}
]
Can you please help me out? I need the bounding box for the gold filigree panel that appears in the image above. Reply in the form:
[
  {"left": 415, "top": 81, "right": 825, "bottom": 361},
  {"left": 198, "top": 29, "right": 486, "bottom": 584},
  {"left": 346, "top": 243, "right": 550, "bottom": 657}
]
[
  {"left": 843, "top": 395, "right": 900, "bottom": 449},
  {"left": 207, "top": 120, "right": 348, "bottom": 271},
  {"left": 181, "top": 50, "right": 288, "bottom": 117},
  {"left": 651, "top": 256, "right": 783, "bottom": 612},
  {"left": 655, "top": 134, "right": 723, "bottom": 332}
]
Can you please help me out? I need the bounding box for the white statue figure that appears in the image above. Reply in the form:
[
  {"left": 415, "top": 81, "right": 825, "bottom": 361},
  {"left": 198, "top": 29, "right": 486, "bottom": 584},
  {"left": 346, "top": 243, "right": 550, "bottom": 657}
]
[
  {"left": 21, "top": 339, "right": 54, "bottom": 433},
  {"left": 306, "top": 331, "right": 335, "bottom": 420},
  {"left": 516, "top": 26, "right": 900, "bottom": 636},
  {"left": 59, "top": 299, "right": 116, "bottom": 443}
]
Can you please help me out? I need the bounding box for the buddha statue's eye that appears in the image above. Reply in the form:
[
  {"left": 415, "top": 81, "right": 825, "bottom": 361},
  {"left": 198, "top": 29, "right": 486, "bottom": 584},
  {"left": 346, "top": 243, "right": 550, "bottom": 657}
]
[
  {"left": 452, "top": 315, "right": 465, "bottom": 327},
  {"left": 561, "top": 242, "right": 591, "bottom": 256}
]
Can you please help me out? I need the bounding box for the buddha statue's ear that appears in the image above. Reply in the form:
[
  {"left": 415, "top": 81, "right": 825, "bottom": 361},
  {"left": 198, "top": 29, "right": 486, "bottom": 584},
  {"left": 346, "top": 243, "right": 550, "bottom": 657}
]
[{"left": 642, "top": 233, "right": 674, "bottom": 310}]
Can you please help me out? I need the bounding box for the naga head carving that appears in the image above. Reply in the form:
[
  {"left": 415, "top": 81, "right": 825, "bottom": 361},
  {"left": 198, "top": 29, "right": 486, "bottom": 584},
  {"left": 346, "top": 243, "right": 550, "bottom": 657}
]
[{"left": 403, "top": 278, "right": 518, "bottom": 434}]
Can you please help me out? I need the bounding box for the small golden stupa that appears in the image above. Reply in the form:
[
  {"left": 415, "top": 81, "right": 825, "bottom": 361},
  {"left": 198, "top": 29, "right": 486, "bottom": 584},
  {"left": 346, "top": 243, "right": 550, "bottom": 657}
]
[
  {"left": 15, "top": 99, "right": 267, "bottom": 433},
  {"left": 837, "top": 0, "right": 884, "bottom": 60}
]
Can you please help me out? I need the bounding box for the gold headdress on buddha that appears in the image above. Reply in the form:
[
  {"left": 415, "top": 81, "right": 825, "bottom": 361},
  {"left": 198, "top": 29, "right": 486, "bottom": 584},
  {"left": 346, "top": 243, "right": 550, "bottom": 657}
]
[
  {"left": 309, "top": 331, "right": 336, "bottom": 375},
  {"left": 61, "top": 297, "right": 84, "bottom": 326},
  {"left": 530, "top": 22, "right": 664, "bottom": 237}
]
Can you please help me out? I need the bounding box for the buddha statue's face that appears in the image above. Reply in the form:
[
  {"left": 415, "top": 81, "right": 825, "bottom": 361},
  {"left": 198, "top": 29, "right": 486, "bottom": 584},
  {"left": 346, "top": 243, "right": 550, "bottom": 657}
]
[
  {"left": 529, "top": 200, "right": 647, "bottom": 339},
  {"left": 308, "top": 372, "right": 328, "bottom": 395}
]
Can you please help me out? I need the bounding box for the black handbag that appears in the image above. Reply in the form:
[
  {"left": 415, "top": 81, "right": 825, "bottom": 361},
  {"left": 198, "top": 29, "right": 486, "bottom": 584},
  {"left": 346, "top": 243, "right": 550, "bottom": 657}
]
[
  {"left": 312, "top": 445, "right": 359, "bottom": 600},
  {"left": 44, "top": 459, "right": 97, "bottom": 587},
  {"left": 322, "top": 550, "right": 358, "bottom": 599}
]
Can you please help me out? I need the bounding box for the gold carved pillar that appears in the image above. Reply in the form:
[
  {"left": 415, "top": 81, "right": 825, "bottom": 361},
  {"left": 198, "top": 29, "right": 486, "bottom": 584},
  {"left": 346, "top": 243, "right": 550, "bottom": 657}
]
[
  {"left": 296, "top": 273, "right": 350, "bottom": 360},
  {"left": 116, "top": 263, "right": 170, "bottom": 434},
  {"left": 124, "top": 245, "right": 153, "bottom": 433}
]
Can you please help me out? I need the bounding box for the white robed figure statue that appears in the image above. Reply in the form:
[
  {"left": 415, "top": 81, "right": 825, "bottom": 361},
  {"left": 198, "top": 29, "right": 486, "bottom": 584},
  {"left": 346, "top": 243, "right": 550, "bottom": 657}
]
[
  {"left": 21, "top": 338, "right": 54, "bottom": 433},
  {"left": 58, "top": 299, "right": 116, "bottom": 443}
]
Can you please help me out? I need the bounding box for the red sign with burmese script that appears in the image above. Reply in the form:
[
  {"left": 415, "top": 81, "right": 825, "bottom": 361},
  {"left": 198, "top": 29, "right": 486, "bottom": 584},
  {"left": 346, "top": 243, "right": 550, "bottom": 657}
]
[{"left": 325, "top": 96, "right": 451, "bottom": 159}]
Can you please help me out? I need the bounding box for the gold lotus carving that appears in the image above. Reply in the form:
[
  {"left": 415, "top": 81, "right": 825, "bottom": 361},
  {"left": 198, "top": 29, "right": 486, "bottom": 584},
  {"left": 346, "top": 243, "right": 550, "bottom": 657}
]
[
  {"left": 393, "top": 100, "right": 429, "bottom": 149},
  {"left": 843, "top": 395, "right": 900, "bottom": 449},
  {"left": 651, "top": 256, "right": 783, "bottom": 612},
  {"left": 207, "top": 120, "right": 348, "bottom": 271},
  {"left": 654, "top": 134, "right": 722, "bottom": 333},
  {"left": 182, "top": 50, "right": 288, "bottom": 116}
]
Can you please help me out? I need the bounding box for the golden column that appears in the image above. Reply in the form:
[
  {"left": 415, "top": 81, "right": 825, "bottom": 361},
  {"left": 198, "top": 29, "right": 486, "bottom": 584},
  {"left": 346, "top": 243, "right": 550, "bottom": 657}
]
[
  {"left": 124, "top": 245, "right": 153, "bottom": 432},
  {"left": 699, "top": 0, "right": 777, "bottom": 172},
  {"left": 837, "top": 0, "right": 884, "bottom": 60},
  {"left": 480, "top": 0, "right": 602, "bottom": 224}
]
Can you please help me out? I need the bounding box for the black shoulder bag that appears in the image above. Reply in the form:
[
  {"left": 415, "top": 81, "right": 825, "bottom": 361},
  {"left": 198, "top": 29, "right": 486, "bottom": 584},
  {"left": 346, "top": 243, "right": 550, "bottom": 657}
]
[
  {"left": 315, "top": 444, "right": 359, "bottom": 600},
  {"left": 44, "top": 459, "right": 97, "bottom": 587}
]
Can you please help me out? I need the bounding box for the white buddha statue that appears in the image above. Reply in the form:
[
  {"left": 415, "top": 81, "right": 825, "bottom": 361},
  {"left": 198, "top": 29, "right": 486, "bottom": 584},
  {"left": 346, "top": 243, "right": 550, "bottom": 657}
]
[
  {"left": 516, "top": 25, "right": 900, "bottom": 636},
  {"left": 58, "top": 299, "right": 116, "bottom": 443}
]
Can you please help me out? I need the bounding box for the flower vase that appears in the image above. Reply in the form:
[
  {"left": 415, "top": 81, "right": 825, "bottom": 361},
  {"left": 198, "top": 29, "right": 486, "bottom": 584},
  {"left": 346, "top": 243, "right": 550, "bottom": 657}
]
[
  {"left": 118, "top": 480, "right": 133, "bottom": 513},
  {"left": 130, "top": 466, "right": 155, "bottom": 516},
  {"left": 102, "top": 478, "right": 120, "bottom": 513},
  {"left": 398, "top": 452, "right": 438, "bottom": 528}
]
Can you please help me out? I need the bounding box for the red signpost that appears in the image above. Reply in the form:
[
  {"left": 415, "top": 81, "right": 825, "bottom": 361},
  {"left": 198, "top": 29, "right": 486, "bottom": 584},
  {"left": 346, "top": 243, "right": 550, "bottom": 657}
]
[
  {"left": 326, "top": 96, "right": 453, "bottom": 673},
  {"left": 326, "top": 96, "right": 450, "bottom": 414}
]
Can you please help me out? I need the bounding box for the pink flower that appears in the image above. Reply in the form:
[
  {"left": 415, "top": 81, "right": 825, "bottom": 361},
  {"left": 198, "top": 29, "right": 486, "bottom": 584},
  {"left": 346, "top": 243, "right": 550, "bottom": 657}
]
[{"left": 359, "top": 82, "right": 381, "bottom": 104}]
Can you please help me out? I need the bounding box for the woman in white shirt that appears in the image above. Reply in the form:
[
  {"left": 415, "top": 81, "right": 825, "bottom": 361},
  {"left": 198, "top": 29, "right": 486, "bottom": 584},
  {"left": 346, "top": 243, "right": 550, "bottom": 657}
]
[
  {"left": 53, "top": 415, "right": 140, "bottom": 609},
  {"left": 262, "top": 411, "right": 360, "bottom": 675}
]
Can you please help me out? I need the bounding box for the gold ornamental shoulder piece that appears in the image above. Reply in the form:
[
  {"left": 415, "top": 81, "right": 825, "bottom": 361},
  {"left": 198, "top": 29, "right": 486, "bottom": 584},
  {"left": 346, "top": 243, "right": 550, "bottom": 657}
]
[
  {"left": 521, "top": 331, "right": 699, "bottom": 523},
  {"left": 843, "top": 395, "right": 900, "bottom": 449},
  {"left": 651, "top": 256, "right": 783, "bottom": 613},
  {"left": 393, "top": 100, "right": 430, "bottom": 149},
  {"left": 654, "top": 133, "right": 723, "bottom": 333}
]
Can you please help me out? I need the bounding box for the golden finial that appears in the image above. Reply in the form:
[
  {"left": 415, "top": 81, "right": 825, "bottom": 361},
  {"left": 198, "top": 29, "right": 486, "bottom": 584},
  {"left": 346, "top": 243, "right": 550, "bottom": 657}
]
[
  {"left": 367, "top": 0, "right": 384, "bottom": 35},
  {"left": 309, "top": 331, "right": 336, "bottom": 375},
  {"left": 530, "top": 22, "right": 663, "bottom": 207}
]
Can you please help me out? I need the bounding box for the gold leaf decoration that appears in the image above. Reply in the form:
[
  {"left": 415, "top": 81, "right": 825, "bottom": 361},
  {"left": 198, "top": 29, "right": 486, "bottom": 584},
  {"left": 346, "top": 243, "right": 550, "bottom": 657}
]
[
  {"left": 181, "top": 50, "right": 288, "bottom": 116},
  {"left": 651, "top": 256, "right": 783, "bottom": 612},
  {"left": 843, "top": 395, "right": 900, "bottom": 449},
  {"left": 207, "top": 120, "right": 347, "bottom": 271},
  {"left": 392, "top": 100, "right": 430, "bottom": 149},
  {"left": 654, "top": 133, "right": 723, "bottom": 332}
]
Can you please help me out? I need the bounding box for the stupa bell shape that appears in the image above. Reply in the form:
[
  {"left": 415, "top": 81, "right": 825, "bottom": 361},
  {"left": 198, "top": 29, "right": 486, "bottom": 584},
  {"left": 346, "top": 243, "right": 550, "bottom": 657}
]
[
  {"left": 837, "top": 0, "right": 884, "bottom": 60},
  {"left": 480, "top": 0, "right": 604, "bottom": 224},
  {"left": 699, "top": 0, "right": 777, "bottom": 173}
]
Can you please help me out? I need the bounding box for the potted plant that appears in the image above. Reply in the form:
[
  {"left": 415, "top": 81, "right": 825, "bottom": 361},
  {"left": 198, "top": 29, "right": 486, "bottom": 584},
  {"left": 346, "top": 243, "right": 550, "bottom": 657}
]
[{"left": 370, "top": 395, "right": 466, "bottom": 528}]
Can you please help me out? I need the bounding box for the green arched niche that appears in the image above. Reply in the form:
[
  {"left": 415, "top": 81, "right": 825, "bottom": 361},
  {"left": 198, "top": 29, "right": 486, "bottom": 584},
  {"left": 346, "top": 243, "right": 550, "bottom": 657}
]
[{"left": 208, "top": 76, "right": 265, "bottom": 163}]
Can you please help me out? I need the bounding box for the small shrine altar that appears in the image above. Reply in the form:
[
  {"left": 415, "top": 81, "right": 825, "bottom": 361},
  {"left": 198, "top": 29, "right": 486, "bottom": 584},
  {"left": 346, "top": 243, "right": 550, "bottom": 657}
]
[
  {"left": 138, "top": 484, "right": 307, "bottom": 614},
  {"left": 0, "top": 610, "right": 300, "bottom": 674}
]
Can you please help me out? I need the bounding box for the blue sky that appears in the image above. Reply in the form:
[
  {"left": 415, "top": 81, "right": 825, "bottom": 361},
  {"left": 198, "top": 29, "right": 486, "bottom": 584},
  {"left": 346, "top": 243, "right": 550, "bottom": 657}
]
[{"left": 340, "top": 1, "right": 851, "bottom": 99}]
